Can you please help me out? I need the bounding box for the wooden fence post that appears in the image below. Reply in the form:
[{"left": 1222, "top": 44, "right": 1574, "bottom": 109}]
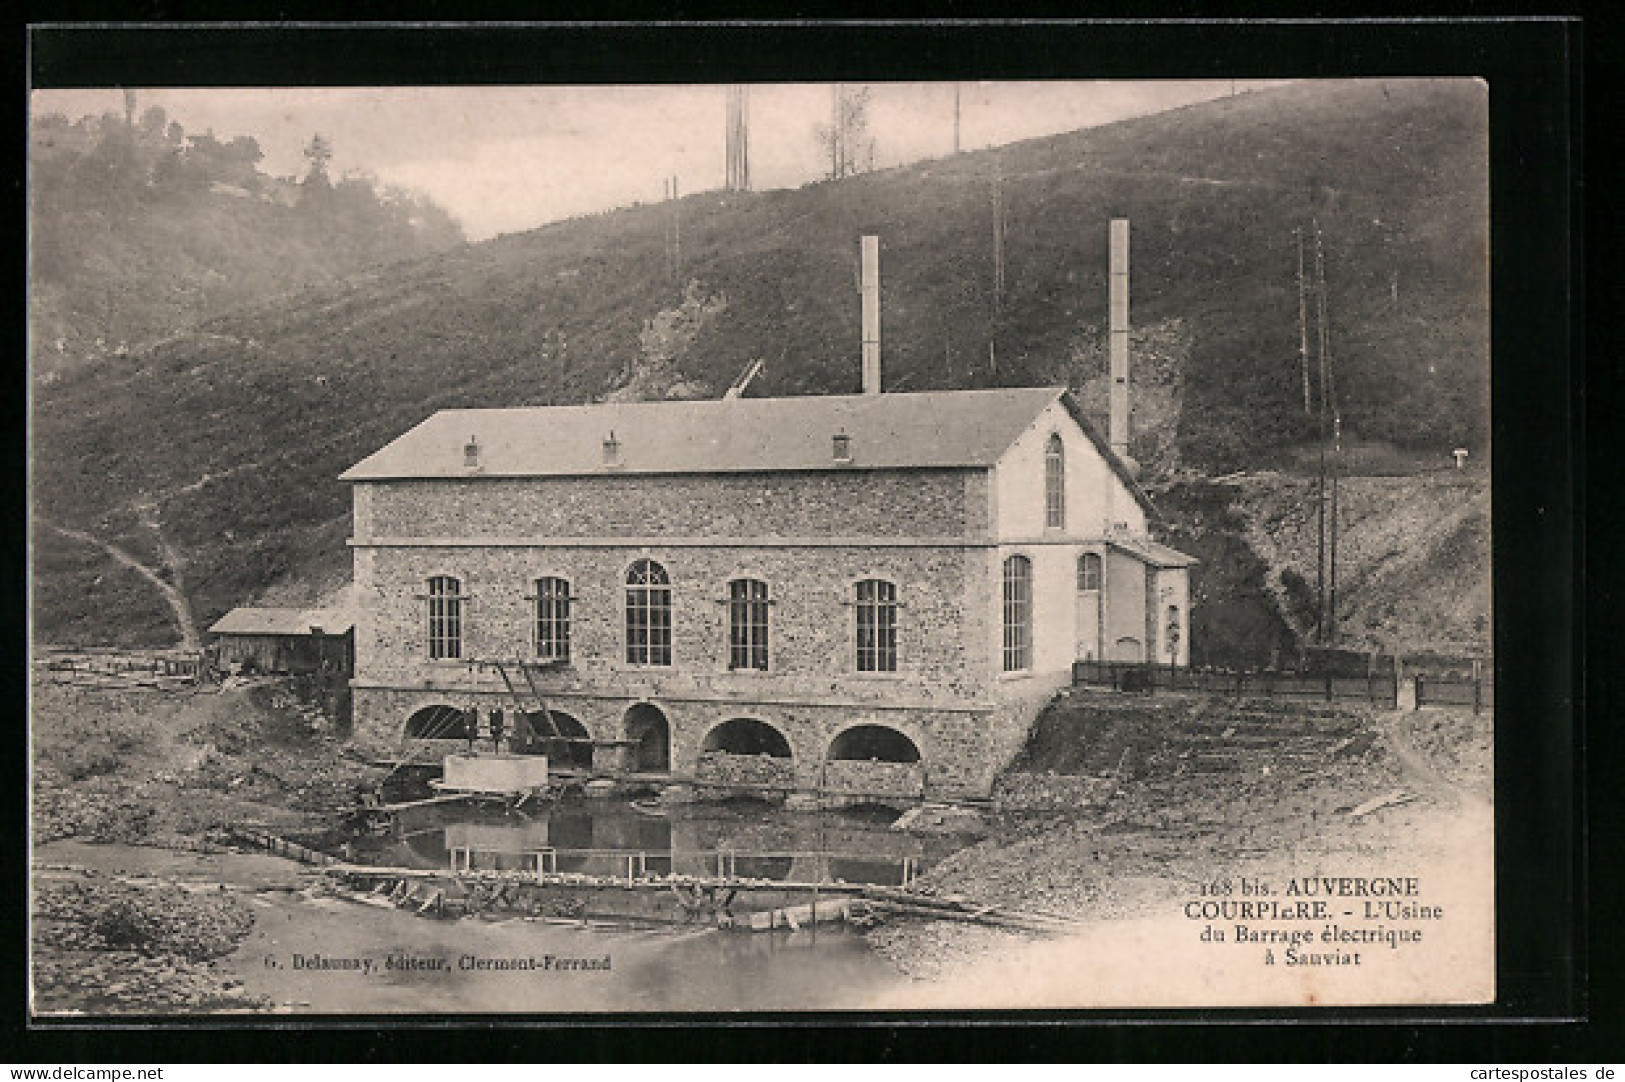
[{"left": 1415, "top": 676, "right": 1424, "bottom": 710}]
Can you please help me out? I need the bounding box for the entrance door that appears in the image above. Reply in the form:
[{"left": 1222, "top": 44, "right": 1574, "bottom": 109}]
[{"left": 1075, "top": 552, "right": 1102, "bottom": 661}]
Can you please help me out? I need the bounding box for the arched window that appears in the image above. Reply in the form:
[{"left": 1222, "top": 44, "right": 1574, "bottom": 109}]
[
  {"left": 1045, "top": 433, "right": 1066, "bottom": 528},
  {"left": 855, "top": 579, "right": 898, "bottom": 672},
  {"left": 1077, "top": 551, "right": 1102, "bottom": 591},
  {"left": 426, "top": 575, "right": 463, "bottom": 660},
  {"left": 727, "top": 578, "right": 770, "bottom": 671},
  {"left": 1003, "top": 555, "right": 1033, "bottom": 672},
  {"left": 533, "top": 577, "right": 571, "bottom": 661},
  {"left": 625, "top": 560, "right": 672, "bottom": 666}
]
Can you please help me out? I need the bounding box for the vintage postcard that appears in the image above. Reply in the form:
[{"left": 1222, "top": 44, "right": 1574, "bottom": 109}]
[{"left": 29, "top": 73, "right": 1499, "bottom": 1015}]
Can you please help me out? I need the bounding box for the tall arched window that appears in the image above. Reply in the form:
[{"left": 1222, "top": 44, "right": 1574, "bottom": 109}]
[
  {"left": 1045, "top": 433, "right": 1066, "bottom": 529},
  {"left": 855, "top": 579, "right": 898, "bottom": 672},
  {"left": 1003, "top": 555, "right": 1033, "bottom": 672},
  {"left": 533, "top": 577, "right": 571, "bottom": 661},
  {"left": 1077, "top": 552, "right": 1102, "bottom": 591},
  {"left": 625, "top": 560, "right": 672, "bottom": 666},
  {"left": 426, "top": 575, "right": 463, "bottom": 660},
  {"left": 727, "top": 578, "right": 771, "bottom": 671}
]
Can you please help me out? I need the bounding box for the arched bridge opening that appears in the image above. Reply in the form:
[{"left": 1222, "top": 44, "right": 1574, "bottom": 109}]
[{"left": 696, "top": 716, "right": 796, "bottom": 790}]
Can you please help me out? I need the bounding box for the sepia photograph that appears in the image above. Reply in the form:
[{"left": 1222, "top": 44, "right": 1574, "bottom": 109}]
[{"left": 28, "top": 68, "right": 1501, "bottom": 1016}]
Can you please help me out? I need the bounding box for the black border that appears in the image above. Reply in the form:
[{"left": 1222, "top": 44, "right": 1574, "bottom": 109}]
[{"left": 15, "top": 16, "right": 1588, "bottom": 1063}]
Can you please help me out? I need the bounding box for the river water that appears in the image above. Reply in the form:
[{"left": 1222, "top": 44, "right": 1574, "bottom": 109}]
[{"left": 39, "top": 797, "right": 980, "bottom": 1014}]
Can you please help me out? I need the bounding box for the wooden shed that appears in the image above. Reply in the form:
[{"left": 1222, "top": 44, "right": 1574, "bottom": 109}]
[{"left": 207, "top": 606, "right": 354, "bottom": 676}]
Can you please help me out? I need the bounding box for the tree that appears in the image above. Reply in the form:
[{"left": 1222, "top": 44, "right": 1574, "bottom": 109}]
[
  {"left": 302, "top": 133, "right": 333, "bottom": 187},
  {"left": 815, "top": 85, "right": 877, "bottom": 180}
]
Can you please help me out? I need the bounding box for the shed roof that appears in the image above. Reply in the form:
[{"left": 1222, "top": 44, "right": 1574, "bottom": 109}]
[
  {"left": 1109, "top": 536, "right": 1200, "bottom": 568},
  {"left": 208, "top": 607, "right": 354, "bottom": 637}
]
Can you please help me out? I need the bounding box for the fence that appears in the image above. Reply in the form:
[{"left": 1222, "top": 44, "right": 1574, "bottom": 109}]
[
  {"left": 38, "top": 651, "right": 205, "bottom": 686},
  {"left": 1415, "top": 673, "right": 1493, "bottom": 713},
  {"left": 1073, "top": 660, "right": 1493, "bottom": 713},
  {"left": 1073, "top": 660, "right": 1399, "bottom": 707}
]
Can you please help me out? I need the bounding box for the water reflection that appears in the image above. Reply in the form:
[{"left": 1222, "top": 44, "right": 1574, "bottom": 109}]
[{"left": 361, "top": 796, "right": 972, "bottom": 888}]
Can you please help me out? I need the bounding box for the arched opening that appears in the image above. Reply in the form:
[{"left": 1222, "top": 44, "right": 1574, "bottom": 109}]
[
  {"left": 518, "top": 709, "right": 594, "bottom": 770},
  {"left": 701, "top": 717, "right": 792, "bottom": 758},
  {"left": 624, "top": 703, "right": 671, "bottom": 773},
  {"left": 403, "top": 704, "right": 470, "bottom": 741},
  {"left": 1112, "top": 636, "right": 1144, "bottom": 662},
  {"left": 827, "top": 724, "right": 921, "bottom": 763}
]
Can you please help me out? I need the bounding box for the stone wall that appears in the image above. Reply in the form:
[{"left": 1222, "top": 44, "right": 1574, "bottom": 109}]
[
  {"left": 354, "top": 543, "right": 992, "bottom": 704},
  {"left": 350, "top": 686, "right": 1020, "bottom": 798},
  {"left": 363, "top": 470, "right": 985, "bottom": 540},
  {"left": 694, "top": 751, "right": 796, "bottom": 790}
]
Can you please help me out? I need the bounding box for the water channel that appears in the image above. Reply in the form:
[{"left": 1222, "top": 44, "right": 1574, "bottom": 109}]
[{"left": 41, "top": 795, "right": 983, "bottom": 1013}]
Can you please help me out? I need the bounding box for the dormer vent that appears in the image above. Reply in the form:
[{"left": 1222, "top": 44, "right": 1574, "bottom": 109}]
[
  {"left": 832, "top": 431, "right": 852, "bottom": 464},
  {"left": 464, "top": 435, "right": 481, "bottom": 469},
  {"left": 603, "top": 430, "right": 622, "bottom": 466}
]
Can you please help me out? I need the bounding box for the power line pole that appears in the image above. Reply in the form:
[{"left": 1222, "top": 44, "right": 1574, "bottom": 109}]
[{"left": 953, "top": 83, "right": 961, "bottom": 155}]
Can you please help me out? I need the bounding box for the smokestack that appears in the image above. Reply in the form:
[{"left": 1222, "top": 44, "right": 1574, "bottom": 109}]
[
  {"left": 1109, "top": 218, "right": 1132, "bottom": 465},
  {"left": 861, "top": 235, "right": 881, "bottom": 394}
]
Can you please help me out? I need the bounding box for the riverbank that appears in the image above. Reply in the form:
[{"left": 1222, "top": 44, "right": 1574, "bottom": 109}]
[{"left": 866, "top": 703, "right": 1493, "bottom": 1007}]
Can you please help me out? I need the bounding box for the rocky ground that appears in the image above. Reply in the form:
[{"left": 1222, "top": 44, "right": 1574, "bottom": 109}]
[
  {"left": 30, "top": 673, "right": 381, "bottom": 1014},
  {"left": 867, "top": 700, "right": 1493, "bottom": 987}
]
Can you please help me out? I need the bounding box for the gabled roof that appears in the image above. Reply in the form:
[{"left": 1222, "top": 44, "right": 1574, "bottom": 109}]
[
  {"left": 209, "top": 607, "right": 354, "bottom": 637},
  {"left": 341, "top": 386, "right": 1074, "bottom": 481}
]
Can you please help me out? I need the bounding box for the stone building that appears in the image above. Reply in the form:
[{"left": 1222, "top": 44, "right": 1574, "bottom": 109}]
[{"left": 340, "top": 385, "right": 1193, "bottom": 800}]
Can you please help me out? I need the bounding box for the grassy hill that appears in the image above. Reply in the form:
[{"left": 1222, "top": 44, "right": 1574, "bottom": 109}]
[{"left": 30, "top": 79, "right": 1489, "bottom": 648}]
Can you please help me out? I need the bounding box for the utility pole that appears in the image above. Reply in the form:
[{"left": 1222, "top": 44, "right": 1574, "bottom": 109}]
[
  {"left": 664, "top": 177, "right": 683, "bottom": 287},
  {"left": 1312, "top": 219, "right": 1341, "bottom": 644},
  {"left": 990, "top": 159, "right": 1007, "bottom": 376},
  {"left": 1296, "top": 229, "right": 1313, "bottom": 416},
  {"left": 953, "top": 83, "right": 962, "bottom": 155},
  {"left": 830, "top": 84, "right": 844, "bottom": 179}
]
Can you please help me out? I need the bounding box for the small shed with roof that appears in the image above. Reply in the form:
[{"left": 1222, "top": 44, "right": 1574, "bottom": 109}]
[{"left": 207, "top": 605, "right": 354, "bottom": 675}]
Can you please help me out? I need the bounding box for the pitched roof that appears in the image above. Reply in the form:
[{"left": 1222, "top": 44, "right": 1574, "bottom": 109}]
[
  {"left": 340, "top": 386, "right": 1071, "bottom": 482},
  {"left": 208, "top": 607, "right": 354, "bottom": 637}
]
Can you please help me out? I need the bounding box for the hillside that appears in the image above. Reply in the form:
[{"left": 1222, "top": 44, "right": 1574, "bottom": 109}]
[
  {"left": 30, "top": 108, "right": 464, "bottom": 378},
  {"left": 30, "top": 79, "right": 1490, "bottom": 648}
]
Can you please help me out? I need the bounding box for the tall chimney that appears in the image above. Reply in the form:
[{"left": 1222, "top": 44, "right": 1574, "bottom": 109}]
[
  {"left": 1109, "top": 218, "right": 1131, "bottom": 461},
  {"left": 861, "top": 234, "right": 881, "bottom": 394}
]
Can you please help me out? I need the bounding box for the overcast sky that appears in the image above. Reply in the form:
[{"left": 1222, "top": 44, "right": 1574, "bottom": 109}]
[{"left": 33, "top": 81, "right": 1286, "bottom": 241}]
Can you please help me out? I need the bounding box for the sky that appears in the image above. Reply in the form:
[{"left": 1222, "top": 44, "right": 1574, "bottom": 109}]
[{"left": 32, "top": 81, "right": 1286, "bottom": 241}]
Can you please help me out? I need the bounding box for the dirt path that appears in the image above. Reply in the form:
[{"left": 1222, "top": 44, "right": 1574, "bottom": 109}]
[{"left": 38, "top": 516, "right": 200, "bottom": 648}]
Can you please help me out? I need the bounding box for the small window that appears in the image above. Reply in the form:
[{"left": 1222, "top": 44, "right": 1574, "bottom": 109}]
[
  {"left": 534, "top": 577, "right": 571, "bottom": 661},
  {"left": 426, "top": 575, "right": 463, "bottom": 660},
  {"left": 1003, "top": 555, "right": 1033, "bottom": 672},
  {"left": 1077, "top": 552, "right": 1102, "bottom": 591},
  {"left": 1044, "top": 433, "right": 1066, "bottom": 529},
  {"left": 727, "top": 578, "right": 770, "bottom": 671},
  {"left": 626, "top": 559, "right": 672, "bottom": 666},
  {"left": 855, "top": 579, "right": 898, "bottom": 673}
]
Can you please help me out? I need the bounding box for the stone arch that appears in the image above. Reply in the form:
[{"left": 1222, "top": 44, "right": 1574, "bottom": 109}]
[
  {"left": 623, "top": 702, "right": 671, "bottom": 773},
  {"left": 403, "top": 703, "right": 470, "bottom": 742},
  {"left": 522, "top": 708, "right": 594, "bottom": 770},
  {"left": 826, "top": 723, "right": 922, "bottom": 763},
  {"left": 695, "top": 715, "right": 797, "bottom": 791},
  {"left": 701, "top": 717, "right": 793, "bottom": 759}
]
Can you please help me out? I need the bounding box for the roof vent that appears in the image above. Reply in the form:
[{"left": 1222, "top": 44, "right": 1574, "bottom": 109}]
[
  {"left": 832, "top": 431, "right": 852, "bottom": 464},
  {"left": 464, "top": 435, "right": 481, "bottom": 470},
  {"left": 602, "top": 430, "right": 622, "bottom": 467}
]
